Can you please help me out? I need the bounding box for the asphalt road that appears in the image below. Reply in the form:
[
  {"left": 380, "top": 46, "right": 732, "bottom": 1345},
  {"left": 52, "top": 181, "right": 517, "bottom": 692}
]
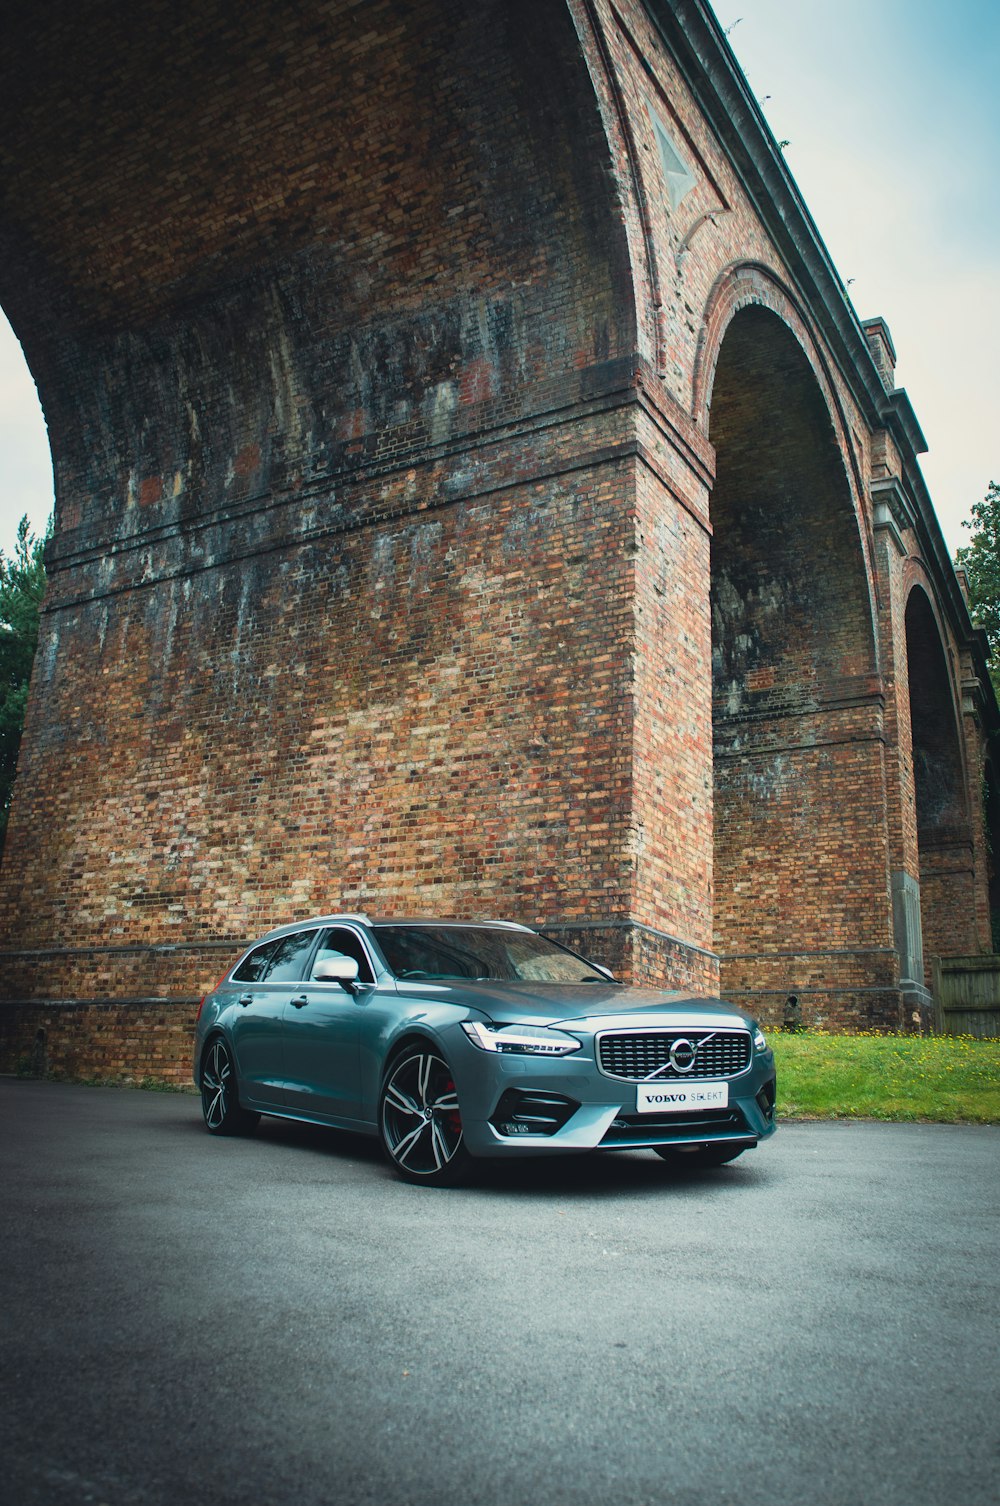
[{"left": 0, "top": 1081, "right": 997, "bottom": 1506}]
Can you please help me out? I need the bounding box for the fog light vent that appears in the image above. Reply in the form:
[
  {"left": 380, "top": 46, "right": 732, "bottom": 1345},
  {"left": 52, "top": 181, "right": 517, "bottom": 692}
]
[
  {"left": 490, "top": 1090, "right": 578, "bottom": 1137},
  {"left": 756, "top": 1081, "right": 776, "bottom": 1120}
]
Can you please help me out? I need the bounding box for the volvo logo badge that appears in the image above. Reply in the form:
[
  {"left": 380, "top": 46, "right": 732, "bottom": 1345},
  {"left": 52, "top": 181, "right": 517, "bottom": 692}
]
[
  {"left": 669, "top": 1038, "right": 697, "bottom": 1073},
  {"left": 641, "top": 1030, "right": 716, "bottom": 1081}
]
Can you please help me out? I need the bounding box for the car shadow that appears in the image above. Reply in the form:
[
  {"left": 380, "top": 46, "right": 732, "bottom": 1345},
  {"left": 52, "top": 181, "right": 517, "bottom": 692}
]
[
  {"left": 180, "top": 1101, "right": 770, "bottom": 1196},
  {"left": 471, "top": 1150, "right": 769, "bottom": 1198},
  {"left": 247, "top": 1113, "right": 768, "bottom": 1195},
  {"left": 248, "top": 1112, "right": 386, "bottom": 1164}
]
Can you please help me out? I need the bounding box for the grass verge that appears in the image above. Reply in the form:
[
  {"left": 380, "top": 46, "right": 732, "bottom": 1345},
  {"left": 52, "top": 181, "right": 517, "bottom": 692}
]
[{"left": 772, "top": 1032, "right": 1000, "bottom": 1124}]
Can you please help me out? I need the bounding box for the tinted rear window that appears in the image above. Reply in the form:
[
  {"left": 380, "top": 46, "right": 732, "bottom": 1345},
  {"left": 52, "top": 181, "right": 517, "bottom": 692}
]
[
  {"left": 264, "top": 930, "right": 318, "bottom": 982},
  {"left": 232, "top": 941, "right": 277, "bottom": 983}
]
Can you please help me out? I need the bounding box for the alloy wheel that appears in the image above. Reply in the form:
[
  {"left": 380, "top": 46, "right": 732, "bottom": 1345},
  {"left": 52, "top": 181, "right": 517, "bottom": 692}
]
[
  {"left": 379, "top": 1049, "right": 468, "bottom": 1184},
  {"left": 200, "top": 1037, "right": 259, "bottom": 1136},
  {"left": 202, "top": 1038, "right": 232, "bottom": 1130}
]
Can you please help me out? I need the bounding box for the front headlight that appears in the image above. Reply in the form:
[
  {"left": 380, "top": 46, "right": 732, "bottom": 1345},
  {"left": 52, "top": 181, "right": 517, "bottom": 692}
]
[
  {"left": 753, "top": 1026, "right": 768, "bottom": 1053},
  {"left": 461, "top": 1021, "right": 582, "bottom": 1056}
]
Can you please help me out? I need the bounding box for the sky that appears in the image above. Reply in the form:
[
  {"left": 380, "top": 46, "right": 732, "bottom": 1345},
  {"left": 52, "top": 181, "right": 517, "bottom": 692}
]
[
  {"left": 1, "top": 0, "right": 998, "bottom": 562},
  {"left": 713, "top": 0, "right": 1000, "bottom": 555}
]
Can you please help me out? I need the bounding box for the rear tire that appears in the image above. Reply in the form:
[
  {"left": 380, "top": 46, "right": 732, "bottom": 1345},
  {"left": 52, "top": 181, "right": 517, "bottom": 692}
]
[
  {"left": 654, "top": 1144, "right": 747, "bottom": 1168},
  {"left": 200, "top": 1037, "right": 260, "bottom": 1136}
]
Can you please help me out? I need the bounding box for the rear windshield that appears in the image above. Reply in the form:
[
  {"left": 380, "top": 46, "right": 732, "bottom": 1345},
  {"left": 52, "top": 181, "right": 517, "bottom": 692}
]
[{"left": 372, "top": 926, "right": 607, "bottom": 983}]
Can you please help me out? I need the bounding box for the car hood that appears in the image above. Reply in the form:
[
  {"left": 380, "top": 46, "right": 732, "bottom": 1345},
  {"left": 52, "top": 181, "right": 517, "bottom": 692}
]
[{"left": 392, "top": 979, "right": 755, "bottom": 1031}]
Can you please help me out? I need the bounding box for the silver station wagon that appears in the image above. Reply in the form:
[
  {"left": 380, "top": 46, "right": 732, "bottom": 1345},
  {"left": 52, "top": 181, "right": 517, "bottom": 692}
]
[{"left": 194, "top": 916, "right": 777, "bottom": 1185}]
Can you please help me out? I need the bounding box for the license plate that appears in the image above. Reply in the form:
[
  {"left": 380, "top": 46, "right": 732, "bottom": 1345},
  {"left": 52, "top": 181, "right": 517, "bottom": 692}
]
[{"left": 635, "top": 1081, "right": 729, "bottom": 1114}]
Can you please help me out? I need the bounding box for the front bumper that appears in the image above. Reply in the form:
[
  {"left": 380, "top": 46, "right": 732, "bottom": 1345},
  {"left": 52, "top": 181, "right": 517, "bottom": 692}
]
[{"left": 448, "top": 1028, "right": 776, "bottom": 1159}]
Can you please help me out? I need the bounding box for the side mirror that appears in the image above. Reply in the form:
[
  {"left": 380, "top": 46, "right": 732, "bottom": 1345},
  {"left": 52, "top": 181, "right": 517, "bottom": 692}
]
[
  {"left": 313, "top": 956, "right": 361, "bottom": 988},
  {"left": 592, "top": 963, "right": 615, "bottom": 981}
]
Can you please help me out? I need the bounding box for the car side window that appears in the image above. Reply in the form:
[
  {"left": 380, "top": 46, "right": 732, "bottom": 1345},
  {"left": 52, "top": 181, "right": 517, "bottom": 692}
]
[
  {"left": 232, "top": 940, "right": 278, "bottom": 983},
  {"left": 312, "top": 927, "right": 375, "bottom": 985},
  {"left": 263, "top": 930, "right": 319, "bottom": 983}
]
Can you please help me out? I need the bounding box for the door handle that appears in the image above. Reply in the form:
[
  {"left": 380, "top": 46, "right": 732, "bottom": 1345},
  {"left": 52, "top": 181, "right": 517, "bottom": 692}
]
[
  {"left": 290, "top": 995, "right": 309, "bottom": 1009},
  {"left": 238, "top": 993, "right": 254, "bottom": 1007}
]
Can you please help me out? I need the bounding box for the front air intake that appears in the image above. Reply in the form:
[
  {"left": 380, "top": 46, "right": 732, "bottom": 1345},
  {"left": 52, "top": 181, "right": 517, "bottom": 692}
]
[{"left": 490, "top": 1090, "right": 578, "bottom": 1137}]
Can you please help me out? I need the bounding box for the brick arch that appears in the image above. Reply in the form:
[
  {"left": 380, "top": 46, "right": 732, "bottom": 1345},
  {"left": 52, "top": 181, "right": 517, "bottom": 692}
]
[
  {"left": 903, "top": 582, "right": 976, "bottom": 974},
  {"left": 982, "top": 756, "right": 1000, "bottom": 950},
  {"left": 696, "top": 265, "right": 868, "bottom": 516},
  {"left": 0, "top": 0, "right": 645, "bottom": 946},
  {"left": 0, "top": 0, "right": 637, "bottom": 548},
  {"left": 2, "top": 0, "right": 996, "bottom": 1073},
  {"left": 706, "top": 297, "right": 889, "bottom": 1028},
  {"left": 694, "top": 264, "right": 836, "bottom": 415}
]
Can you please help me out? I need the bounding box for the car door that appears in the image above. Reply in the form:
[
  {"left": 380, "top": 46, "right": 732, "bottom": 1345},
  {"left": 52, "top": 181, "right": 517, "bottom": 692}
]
[
  {"left": 280, "top": 925, "right": 374, "bottom": 1123},
  {"left": 226, "top": 937, "right": 289, "bottom": 1108},
  {"left": 229, "top": 929, "right": 322, "bottom": 1107}
]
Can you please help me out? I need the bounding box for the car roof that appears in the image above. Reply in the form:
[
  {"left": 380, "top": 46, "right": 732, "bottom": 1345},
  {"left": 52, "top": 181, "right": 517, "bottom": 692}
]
[
  {"left": 369, "top": 918, "right": 534, "bottom": 932},
  {"left": 251, "top": 915, "right": 535, "bottom": 943}
]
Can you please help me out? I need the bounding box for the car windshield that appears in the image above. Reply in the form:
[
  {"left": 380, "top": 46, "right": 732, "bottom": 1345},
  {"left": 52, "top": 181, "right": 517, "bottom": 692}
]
[{"left": 373, "top": 925, "right": 608, "bottom": 983}]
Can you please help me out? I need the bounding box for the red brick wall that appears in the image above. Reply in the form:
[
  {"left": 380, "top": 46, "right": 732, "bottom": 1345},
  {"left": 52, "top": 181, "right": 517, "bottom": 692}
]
[
  {"left": 630, "top": 391, "right": 716, "bottom": 979},
  {"left": 0, "top": 0, "right": 995, "bottom": 1078},
  {"left": 706, "top": 306, "right": 893, "bottom": 1027},
  {"left": 1, "top": 0, "right": 635, "bottom": 929},
  {"left": 904, "top": 585, "right": 979, "bottom": 972},
  {"left": 0, "top": 1000, "right": 200, "bottom": 1086}
]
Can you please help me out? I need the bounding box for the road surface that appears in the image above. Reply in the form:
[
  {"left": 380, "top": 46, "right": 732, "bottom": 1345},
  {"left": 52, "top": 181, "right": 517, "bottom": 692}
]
[{"left": 1, "top": 1080, "right": 996, "bottom": 1506}]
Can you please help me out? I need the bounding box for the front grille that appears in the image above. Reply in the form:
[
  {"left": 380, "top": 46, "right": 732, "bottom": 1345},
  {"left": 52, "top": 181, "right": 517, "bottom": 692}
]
[{"left": 597, "top": 1029, "right": 752, "bottom": 1082}]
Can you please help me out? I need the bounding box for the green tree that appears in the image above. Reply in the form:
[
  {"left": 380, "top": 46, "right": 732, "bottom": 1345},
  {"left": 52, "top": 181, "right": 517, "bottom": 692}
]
[
  {"left": 956, "top": 480, "right": 1000, "bottom": 697},
  {"left": 0, "top": 515, "right": 48, "bottom": 854}
]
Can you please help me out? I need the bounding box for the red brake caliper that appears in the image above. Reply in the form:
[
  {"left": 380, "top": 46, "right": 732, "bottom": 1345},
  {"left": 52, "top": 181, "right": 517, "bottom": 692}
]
[{"left": 444, "top": 1077, "right": 462, "bottom": 1137}]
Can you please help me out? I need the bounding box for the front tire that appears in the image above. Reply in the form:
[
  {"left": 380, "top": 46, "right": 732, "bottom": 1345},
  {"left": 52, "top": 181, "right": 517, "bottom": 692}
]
[
  {"left": 200, "top": 1037, "right": 260, "bottom": 1136},
  {"left": 378, "top": 1046, "right": 472, "bottom": 1187},
  {"left": 654, "top": 1144, "right": 747, "bottom": 1168}
]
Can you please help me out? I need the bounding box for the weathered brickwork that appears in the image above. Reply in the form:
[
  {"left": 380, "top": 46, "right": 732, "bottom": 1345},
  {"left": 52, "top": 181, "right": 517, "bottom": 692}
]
[
  {"left": 0, "top": 1000, "right": 200, "bottom": 1086},
  {"left": 630, "top": 394, "right": 715, "bottom": 963},
  {"left": 706, "top": 303, "right": 893, "bottom": 1026},
  {"left": 1, "top": 0, "right": 996, "bottom": 1079}
]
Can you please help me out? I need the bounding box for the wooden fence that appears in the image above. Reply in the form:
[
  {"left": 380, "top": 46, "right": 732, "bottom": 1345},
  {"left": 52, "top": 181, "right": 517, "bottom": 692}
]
[{"left": 932, "top": 956, "right": 1000, "bottom": 1038}]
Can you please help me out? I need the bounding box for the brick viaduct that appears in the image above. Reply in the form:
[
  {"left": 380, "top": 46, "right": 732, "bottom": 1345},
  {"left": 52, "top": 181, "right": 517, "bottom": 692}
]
[{"left": 1, "top": 0, "right": 997, "bottom": 1080}]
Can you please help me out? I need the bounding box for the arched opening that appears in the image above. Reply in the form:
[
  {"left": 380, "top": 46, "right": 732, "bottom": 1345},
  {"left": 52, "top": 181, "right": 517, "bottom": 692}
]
[
  {"left": 904, "top": 586, "right": 975, "bottom": 973},
  {"left": 708, "top": 304, "right": 884, "bottom": 1022},
  {"left": 0, "top": 309, "right": 53, "bottom": 556},
  {"left": 983, "top": 760, "right": 1000, "bottom": 952}
]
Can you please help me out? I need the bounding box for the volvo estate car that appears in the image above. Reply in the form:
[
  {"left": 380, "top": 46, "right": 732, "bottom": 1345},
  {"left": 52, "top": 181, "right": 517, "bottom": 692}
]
[{"left": 194, "top": 916, "right": 776, "bottom": 1185}]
